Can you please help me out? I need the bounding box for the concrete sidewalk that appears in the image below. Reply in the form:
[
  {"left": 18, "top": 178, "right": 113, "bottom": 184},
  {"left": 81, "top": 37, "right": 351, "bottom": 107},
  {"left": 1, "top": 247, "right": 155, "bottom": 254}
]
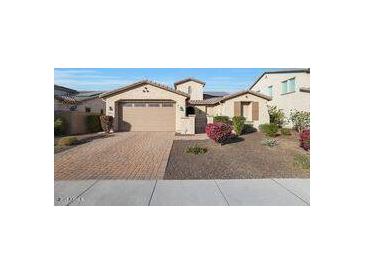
[{"left": 54, "top": 179, "right": 310, "bottom": 206}]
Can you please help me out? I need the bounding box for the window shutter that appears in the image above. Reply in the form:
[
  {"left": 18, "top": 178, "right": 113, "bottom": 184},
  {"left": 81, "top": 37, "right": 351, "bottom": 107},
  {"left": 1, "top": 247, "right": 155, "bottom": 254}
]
[
  {"left": 252, "top": 102, "right": 259, "bottom": 121},
  {"left": 234, "top": 102, "right": 242, "bottom": 116}
]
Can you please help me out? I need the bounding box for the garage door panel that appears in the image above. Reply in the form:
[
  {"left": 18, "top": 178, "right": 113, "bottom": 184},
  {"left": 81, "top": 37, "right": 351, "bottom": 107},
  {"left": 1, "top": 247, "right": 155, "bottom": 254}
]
[{"left": 119, "top": 101, "right": 176, "bottom": 132}]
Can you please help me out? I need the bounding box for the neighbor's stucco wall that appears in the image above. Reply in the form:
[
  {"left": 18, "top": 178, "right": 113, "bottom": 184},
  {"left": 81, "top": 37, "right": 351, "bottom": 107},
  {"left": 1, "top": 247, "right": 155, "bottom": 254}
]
[
  {"left": 104, "top": 84, "right": 187, "bottom": 133},
  {"left": 220, "top": 93, "right": 270, "bottom": 128},
  {"left": 54, "top": 98, "right": 105, "bottom": 113},
  {"left": 78, "top": 98, "right": 105, "bottom": 114},
  {"left": 250, "top": 72, "right": 310, "bottom": 122},
  {"left": 175, "top": 81, "right": 204, "bottom": 100}
]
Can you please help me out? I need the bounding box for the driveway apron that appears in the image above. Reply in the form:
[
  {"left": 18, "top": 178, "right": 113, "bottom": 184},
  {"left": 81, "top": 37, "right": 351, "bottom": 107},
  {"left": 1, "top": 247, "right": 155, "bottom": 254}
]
[{"left": 54, "top": 132, "right": 174, "bottom": 180}]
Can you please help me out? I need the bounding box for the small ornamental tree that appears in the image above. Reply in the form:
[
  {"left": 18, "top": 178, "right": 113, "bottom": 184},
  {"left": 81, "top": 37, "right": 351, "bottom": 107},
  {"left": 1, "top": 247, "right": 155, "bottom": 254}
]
[
  {"left": 299, "top": 129, "right": 310, "bottom": 151},
  {"left": 268, "top": 105, "right": 286, "bottom": 128},
  {"left": 290, "top": 109, "right": 310, "bottom": 132},
  {"left": 100, "top": 115, "right": 114, "bottom": 133},
  {"left": 205, "top": 122, "right": 232, "bottom": 144}
]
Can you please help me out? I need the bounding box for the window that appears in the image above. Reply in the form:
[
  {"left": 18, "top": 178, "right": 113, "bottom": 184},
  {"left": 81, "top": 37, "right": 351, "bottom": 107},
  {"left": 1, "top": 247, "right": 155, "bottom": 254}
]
[
  {"left": 267, "top": 86, "right": 273, "bottom": 97},
  {"left": 148, "top": 103, "right": 161, "bottom": 107},
  {"left": 188, "top": 86, "right": 192, "bottom": 95},
  {"left": 123, "top": 103, "right": 133, "bottom": 107},
  {"left": 282, "top": 78, "right": 296, "bottom": 94},
  {"left": 134, "top": 103, "right": 146, "bottom": 107},
  {"left": 282, "top": 81, "right": 288, "bottom": 94},
  {"left": 288, "top": 78, "right": 296, "bottom": 92},
  {"left": 162, "top": 102, "right": 173, "bottom": 107},
  {"left": 85, "top": 107, "right": 91, "bottom": 112},
  {"left": 100, "top": 109, "right": 104, "bottom": 114}
]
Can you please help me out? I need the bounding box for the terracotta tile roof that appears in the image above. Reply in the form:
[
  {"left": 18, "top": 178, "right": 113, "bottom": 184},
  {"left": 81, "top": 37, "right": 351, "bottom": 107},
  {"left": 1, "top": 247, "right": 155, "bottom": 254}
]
[
  {"left": 189, "top": 97, "right": 223, "bottom": 105},
  {"left": 188, "top": 90, "right": 271, "bottom": 106},
  {"left": 100, "top": 80, "right": 189, "bottom": 98},
  {"left": 54, "top": 95, "right": 80, "bottom": 104},
  {"left": 300, "top": 87, "right": 310, "bottom": 93},
  {"left": 174, "top": 78, "right": 206, "bottom": 88},
  {"left": 221, "top": 90, "right": 272, "bottom": 101}
]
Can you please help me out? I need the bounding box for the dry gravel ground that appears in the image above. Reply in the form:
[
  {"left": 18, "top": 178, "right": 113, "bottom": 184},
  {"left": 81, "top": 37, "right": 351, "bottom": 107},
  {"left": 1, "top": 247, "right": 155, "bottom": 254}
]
[{"left": 164, "top": 131, "right": 310, "bottom": 180}]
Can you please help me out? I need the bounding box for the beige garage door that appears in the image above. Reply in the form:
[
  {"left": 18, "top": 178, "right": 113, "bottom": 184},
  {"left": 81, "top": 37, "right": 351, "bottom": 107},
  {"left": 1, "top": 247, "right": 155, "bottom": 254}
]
[{"left": 119, "top": 101, "right": 176, "bottom": 131}]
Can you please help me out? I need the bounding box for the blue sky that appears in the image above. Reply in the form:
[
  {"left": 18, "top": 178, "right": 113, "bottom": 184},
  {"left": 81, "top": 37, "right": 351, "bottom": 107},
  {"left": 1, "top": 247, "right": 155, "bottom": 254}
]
[{"left": 54, "top": 68, "right": 289, "bottom": 93}]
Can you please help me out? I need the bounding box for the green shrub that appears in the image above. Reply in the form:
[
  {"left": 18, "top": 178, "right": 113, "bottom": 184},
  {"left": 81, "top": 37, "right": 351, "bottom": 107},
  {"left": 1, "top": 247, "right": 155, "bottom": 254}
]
[
  {"left": 232, "top": 116, "right": 246, "bottom": 135},
  {"left": 86, "top": 115, "right": 102, "bottom": 133},
  {"left": 294, "top": 154, "right": 310, "bottom": 169},
  {"left": 261, "top": 138, "right": 279, "bottom": 147},
  {"left": 54, "top": 117, "right": 67, "bottom": 136},
  {"left": 186, "top": 145, "right": 208, "bottom": 155},
  {"left": 290, "top": 109, "right": 310, "bottom": 132},
  {"left": 213, "top": 115, "right": 230, "bottom": 124},
  {"left": 281, "top": 128, "right": 292, "bottom": 136},
  {"left": 259, "top": 123, "right": 279, "bottom": 137},
  {"left": 100, "top": 115, "right": 114, "bottom": 133},
  {"left": 57, "top": 136, "right": 78, "bottom": 146},
  {"left": 268, "top": 106, "right": 286, "bottom": 127}
]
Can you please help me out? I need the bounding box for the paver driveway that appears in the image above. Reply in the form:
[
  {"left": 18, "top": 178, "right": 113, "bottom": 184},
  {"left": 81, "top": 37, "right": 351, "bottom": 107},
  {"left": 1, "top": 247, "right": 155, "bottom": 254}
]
[{"left": 54, "top": 132, "right": 174, "bottom": 180}]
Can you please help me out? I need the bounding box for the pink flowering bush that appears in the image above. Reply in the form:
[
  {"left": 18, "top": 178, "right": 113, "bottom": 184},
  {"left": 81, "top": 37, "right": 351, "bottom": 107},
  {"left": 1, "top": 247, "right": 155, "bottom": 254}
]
[
  {"left": 299, "top": 129, "right": 310, "bottom": 151},
  {"left": 205, "top": 122, "right": 232, "bottom": 144}
]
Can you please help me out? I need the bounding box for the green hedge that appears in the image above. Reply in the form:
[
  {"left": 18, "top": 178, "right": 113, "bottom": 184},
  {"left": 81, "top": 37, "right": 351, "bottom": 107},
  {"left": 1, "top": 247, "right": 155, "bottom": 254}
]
[
  {"left": 259, "top": 123, "right": 279, "bottom": 137},
  {"left": 54, "top": 117, "right": 67, "bottom": 136},
  {"left": 86, "top": 115, "right": 102, "bottom": 133}
]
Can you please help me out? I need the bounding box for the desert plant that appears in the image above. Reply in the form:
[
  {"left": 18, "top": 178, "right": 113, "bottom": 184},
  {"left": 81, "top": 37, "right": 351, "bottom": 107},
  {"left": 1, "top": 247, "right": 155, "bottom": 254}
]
[
  {"left": 294, "top": 154, "right": 310, "bottom": 169},
  {"left": 54, "top": 117, "right": 67, "bottom": 136},
  {"left": 100, "top": 115, "right": 114, "bottom": 133},
  {"left": 57, "top": 136, "right": 78, "bottom": 146},
  {"left": 268, "top": 105, "right": 286, "bottom": 128},
  {"left": 299, "top": 128, "right": 310, "bottom": 151},
  {"left": 261, "top": 138, "right": 279, "bottom": 147},
  {"left": 213, "top": 115, "right": 230, "bottom": 124},
  {"left": 205, "top": 122, "right": 232, "bottom": 144},
  {"left": 290, "top": 109, "right": 310, "bottom": 132},
  {"left": 186, "top": 144, "right": 208, "bottom": 155},
  {"left": 86, "top": 115, "right": 102, "bottom": 133},
  {"left": 280, "top": 128, "right": 292, "bottom": 136},
  {"left": 232, "top": 116, "right": 246, "bottom": 135},
  {"left": 259, "top": 123, "right": 279, "bottom": 137}
]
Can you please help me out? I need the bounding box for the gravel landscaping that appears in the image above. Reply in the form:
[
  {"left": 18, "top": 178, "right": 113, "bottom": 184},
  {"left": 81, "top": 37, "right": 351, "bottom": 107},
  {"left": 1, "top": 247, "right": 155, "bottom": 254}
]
[{"left": 164, "top": 131, "right": 310, "bottom": 179}]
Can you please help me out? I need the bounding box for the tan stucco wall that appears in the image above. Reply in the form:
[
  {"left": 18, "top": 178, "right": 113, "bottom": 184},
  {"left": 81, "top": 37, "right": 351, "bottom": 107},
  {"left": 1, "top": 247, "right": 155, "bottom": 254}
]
[
  {"left": 180, "top": 115, "right": 195, "bottom": 134},
  {"left": 78, "top": 98, "right": 105, "bottom": 114},
  {"left": 104, "top": 84, "right": 187, "bottom": 133},
  {"left": 250, "top": 72, "right": 310, "bottom": 123},
  {"left": 54, "top": 98, "right": 105, "bottom": 113},
  {"left": 175, "top": 81, "right": 204, "bottom": 100},
  {"left": 220, "top": 94, "right": 270, "bottom": 128}
]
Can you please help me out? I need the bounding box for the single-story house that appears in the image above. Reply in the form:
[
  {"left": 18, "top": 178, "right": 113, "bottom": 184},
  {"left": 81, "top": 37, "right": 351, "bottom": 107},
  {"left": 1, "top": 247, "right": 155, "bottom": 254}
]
[
  {"left": 100, "top": 78, "right": 271, "bottom": 134},
  {"left": 54, "top": 85, "right": 105, "bottom": 114}
]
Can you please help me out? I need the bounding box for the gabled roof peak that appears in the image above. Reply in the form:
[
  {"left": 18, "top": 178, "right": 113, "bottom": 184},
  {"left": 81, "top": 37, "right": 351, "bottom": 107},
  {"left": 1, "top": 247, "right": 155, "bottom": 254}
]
[{"left": 174, "top": 78, "right": 206, "bottom": 88}]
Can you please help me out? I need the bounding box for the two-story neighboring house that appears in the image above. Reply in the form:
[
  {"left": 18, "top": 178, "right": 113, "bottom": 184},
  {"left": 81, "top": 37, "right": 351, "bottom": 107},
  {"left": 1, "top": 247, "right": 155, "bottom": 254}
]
[{"left": 249, "top": 69, "right": 310, "bottom": 126}]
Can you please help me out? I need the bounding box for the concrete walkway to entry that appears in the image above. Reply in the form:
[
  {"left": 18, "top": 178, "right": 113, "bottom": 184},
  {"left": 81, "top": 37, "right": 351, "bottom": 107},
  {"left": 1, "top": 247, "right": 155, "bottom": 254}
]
[{"left": 54, "top": 179, "right": 309, "bottom": 206}]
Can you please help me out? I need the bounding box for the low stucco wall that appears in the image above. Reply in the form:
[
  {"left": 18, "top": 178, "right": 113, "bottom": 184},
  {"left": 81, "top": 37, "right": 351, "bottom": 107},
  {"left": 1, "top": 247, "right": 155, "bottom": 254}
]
[
  {"left": 180, "top": 115, "right": 195, "bottom": 135},
  {"left": 55, "top": 111, "right": 100, "bottom": 135},
  {"left": 104, "top": 84, "right": 187, "bottom": 133}
]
